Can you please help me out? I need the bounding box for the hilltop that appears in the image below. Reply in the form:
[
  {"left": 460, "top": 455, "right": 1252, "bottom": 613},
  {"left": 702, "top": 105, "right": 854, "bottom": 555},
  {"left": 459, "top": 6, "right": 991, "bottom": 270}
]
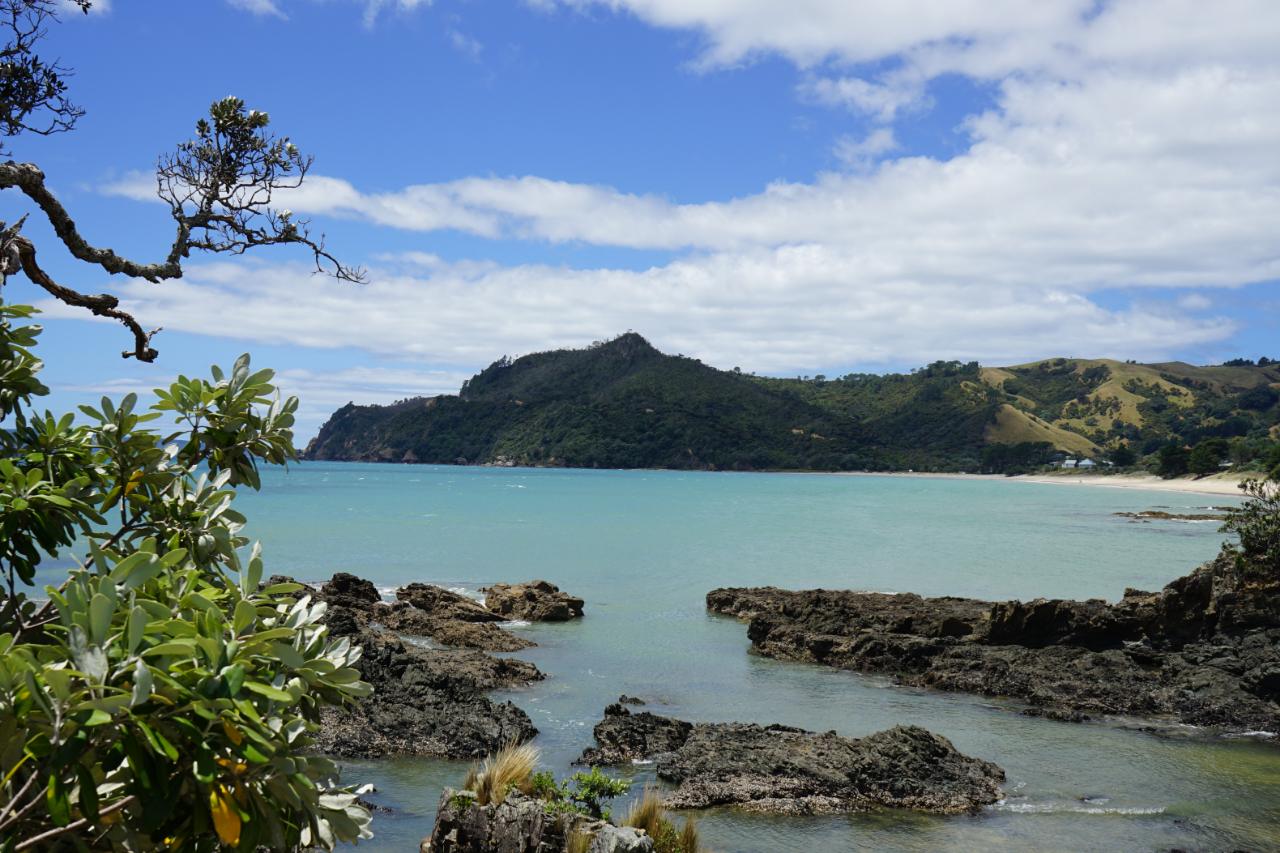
[{"left": 304, "top": 335, "right": 1280, "bottom": 473}]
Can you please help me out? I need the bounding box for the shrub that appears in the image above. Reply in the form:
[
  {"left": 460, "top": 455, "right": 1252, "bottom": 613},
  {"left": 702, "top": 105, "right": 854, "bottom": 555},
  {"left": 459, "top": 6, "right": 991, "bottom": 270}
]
[
  {"left": 1222, "top": 477, "right": 1280, "bottom": 579},
  {"left": 0, "top": 309, "right": 373, "bottom": 849}
]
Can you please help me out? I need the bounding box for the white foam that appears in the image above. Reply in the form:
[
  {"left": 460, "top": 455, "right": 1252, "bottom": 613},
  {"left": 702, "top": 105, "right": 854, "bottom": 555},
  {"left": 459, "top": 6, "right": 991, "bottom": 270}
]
[
  {"left": 503, "top": 620, "right": 532, "bottom": 628},
  {"left": 631, "top": 759, "right": 654, "bottom": 766},
  {"left": 995, "top": 802, "right": 1165, "bottom": 816}
]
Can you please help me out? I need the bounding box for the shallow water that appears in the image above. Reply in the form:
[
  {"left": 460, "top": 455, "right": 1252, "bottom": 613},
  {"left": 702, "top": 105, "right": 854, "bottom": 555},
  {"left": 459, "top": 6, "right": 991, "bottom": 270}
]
[{"left": 230, "top": 463, "right": 1277, "bottom": 852}]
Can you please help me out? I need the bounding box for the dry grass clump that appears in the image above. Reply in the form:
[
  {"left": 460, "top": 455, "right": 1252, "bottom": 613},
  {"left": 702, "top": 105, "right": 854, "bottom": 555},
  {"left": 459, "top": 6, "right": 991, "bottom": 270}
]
[
  {"left": 623, "top": 786, "right": 700, "bottom": 853},
  {"left": 461, "top": 742, "right": 540, "bottom": 806},
  {"left": 566, "top": 827, "right": 595, "bottom": 853}
]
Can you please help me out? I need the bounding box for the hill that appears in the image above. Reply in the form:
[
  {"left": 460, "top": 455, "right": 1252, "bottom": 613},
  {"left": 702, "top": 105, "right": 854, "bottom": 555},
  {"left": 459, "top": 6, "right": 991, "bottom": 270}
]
[{"left": 304, "top": 336, "right": 1280, "bottom": 473}]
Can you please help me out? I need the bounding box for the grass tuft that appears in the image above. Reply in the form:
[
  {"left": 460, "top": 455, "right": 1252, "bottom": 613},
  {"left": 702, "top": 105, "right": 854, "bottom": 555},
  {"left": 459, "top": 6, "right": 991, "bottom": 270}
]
[
  {"left": 623, "top": 786, "right": 699, "bottom": 853},
  {"left": 461, "top": 741, "right": 540, "bottom": 807}
]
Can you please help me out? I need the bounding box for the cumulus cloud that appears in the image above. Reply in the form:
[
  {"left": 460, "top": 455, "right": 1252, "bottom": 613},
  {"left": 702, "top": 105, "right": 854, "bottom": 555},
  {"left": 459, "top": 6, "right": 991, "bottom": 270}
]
[
  {"left": 64, "top": 364, "right": 467, "bottom": 440},
  {"left": 94, "top": 0, "right": 1277, "bottom": 391},
  {"left": 226, "top": 0, "right": 286, "bottom": 18},
  {"left": 36, "top": 252, "right": 1235, "bottom": 390}
]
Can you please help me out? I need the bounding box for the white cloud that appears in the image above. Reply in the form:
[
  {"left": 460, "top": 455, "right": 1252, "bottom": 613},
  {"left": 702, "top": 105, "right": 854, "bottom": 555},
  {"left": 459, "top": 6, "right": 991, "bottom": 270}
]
[
  {"left": 832, "top": 128, "right": 897, "bottom": 169},
  {"left": 226, "top": 0, "right": 286, "bottom": 18},
  {"left": 35, "top": 252, "right": 1235, "bottom": 392},
  {"left": 90, "top": 0, "right": 1278, "bottom": 387},
  {"left": 63, "top": 364, "right": 467, "bottom": 440}
]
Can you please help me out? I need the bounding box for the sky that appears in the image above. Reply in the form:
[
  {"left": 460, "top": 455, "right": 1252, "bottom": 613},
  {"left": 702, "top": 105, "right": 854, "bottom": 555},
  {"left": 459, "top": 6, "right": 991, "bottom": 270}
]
[{"left": 4, "top": 0, "right": 1278, "bottom": 439}]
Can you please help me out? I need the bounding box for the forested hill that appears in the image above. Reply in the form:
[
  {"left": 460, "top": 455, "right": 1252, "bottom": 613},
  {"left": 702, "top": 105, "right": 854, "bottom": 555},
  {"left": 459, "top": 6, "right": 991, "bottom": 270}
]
[{"left": 304, "top": 334, "right": 1280, "bottom": 473}]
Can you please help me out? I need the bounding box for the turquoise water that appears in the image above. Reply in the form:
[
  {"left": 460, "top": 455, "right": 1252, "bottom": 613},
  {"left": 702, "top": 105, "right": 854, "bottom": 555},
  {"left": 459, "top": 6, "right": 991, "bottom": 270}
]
[{"left": 233, "top": 463, "right": 1278, "bottom": 852}]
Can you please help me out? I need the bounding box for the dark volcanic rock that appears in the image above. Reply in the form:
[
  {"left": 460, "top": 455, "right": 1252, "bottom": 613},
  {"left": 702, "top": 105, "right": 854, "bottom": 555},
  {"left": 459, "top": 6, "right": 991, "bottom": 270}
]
[
  {"left": 576, "top": 706, "right": 1004, "bottom": 815},
  {"left": 484, "top": 580, "right": 585, "bottom": 622},
  {"left": 427, "top": 790, "right": 652, "bottom": 853},
  {"left": 315, "top": 619, "right": 541, "bottom": 759},
  {"left": 321, "top": 571, "right": 382, "bottom": 610},
  {"left": 379, "top": 602, "right": 535, "bottom": 652},
  {"left": 398, "top": 582, "right": 505, "bottom": 623},
  {"left": 707, "top": 553, "right": 1280, "bottom": 733},
  {"left": 577, "top": 703, "right": 693, "bottom": 765}
]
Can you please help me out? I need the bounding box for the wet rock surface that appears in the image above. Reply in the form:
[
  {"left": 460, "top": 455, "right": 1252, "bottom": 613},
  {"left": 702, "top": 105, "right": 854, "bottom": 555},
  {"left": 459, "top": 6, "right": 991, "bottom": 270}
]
[
  {"left": 576, "top": 704, "right": 1004, "bottom": 815},
  {"left": 484, "top": 580, "right": 585, "bottom": 622},
  {"left": 426, "top": 790, "right": 652, "bottom": 853},
  {"left": 707, "top": 553, "right": 1280, "bottom": 732}
]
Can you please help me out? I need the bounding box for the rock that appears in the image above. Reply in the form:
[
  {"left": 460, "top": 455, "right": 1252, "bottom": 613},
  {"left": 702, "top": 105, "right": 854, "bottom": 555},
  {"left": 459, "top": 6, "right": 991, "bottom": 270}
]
[
  {"left": 484, "top": 580, "right": 585, "bottom": 622},
  {"left": 425, "top": 790, "right": 653, "bottom": 853},
  {"left": 617, "top": 694, "right": 646, "bottom": 706},
  {"left": 707, "top": 552, "right": 1280, "bottom": 733},
  {"left": 379, "top": 602, "right": 536, "bottom": 652},
  {"left": 321, "top": 571, "right": 382, "bottom": 609},
  {"left": 587, "top": 825, "right": 652, "bottom": 853},
  {"left": 399, "top": 583, "right": 506, "bottom": 623},
  {"left": 577, "top": 703, "right": 694, "bottom": 765},
  {"left": 576, "top": 708, "right": 1004, "bottom": 815},
  {"left": 315, "top": 620, "right": 541, "bottom": 759}
]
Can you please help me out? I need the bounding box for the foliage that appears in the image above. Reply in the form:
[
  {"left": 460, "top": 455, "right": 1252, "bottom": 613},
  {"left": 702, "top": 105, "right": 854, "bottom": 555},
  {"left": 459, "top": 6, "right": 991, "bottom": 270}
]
[
  {"left": 461, "top": 746, "right": 631, "bottom": 822},
  {"left": 0, "top": 1, "right": 91, "bottom": 154},
  {"left": 623, "top": 787, "right": 699, "bottom": 853},
  {"left": 979, "top": 441, "right": 1055, "bottom": 475},
  {"left": 1222, "top": 477, "right": 1280, "bottom": 579},
  {"left": 1188, "top": 438, "right": 1229, "bottom": 476},
  {"left": 0, "top": 306, "right": 372, "bottom": 850},
  {"left": 1156, "top": 443, "right": 1190, "bottom": 478}
]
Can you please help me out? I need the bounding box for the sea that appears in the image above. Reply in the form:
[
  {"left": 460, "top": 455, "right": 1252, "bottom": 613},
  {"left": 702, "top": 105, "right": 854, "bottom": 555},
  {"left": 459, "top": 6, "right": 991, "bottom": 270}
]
[{"left": 229, "top": 462, "right": 1278, "bottom": 852}]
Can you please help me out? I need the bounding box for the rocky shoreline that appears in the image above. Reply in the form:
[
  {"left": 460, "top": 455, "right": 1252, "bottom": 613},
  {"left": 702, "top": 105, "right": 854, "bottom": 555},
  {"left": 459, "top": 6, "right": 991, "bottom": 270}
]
[
  {"left": 289, "top": 572, "right": 584, "bottom": 758},
  {"left": 707, "top": 552, "right": 1280, "bottom": 732},
  {"left": 575, "top": 701, "right": 1004, "bottom": 815}
]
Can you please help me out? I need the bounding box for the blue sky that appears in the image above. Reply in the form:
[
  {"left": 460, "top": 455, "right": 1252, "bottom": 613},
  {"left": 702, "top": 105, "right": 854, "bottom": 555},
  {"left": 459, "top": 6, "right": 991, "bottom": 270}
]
[{"left": 5, "top": 0, "right": 1278, "bottom": 438}]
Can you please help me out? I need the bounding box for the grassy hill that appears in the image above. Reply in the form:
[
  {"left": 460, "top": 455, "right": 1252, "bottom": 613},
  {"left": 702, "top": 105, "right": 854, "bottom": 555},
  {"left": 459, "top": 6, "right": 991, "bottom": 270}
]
[{"left": 304, "top": 336, "right": 1280, "bottom": 473}]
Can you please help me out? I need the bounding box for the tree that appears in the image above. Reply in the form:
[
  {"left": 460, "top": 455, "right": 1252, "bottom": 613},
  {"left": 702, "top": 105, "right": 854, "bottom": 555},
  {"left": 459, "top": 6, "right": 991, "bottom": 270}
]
[
  {"left": 1156, "top": 442, "right": 1190, "bottom": 478},
  {"left": 1222, "top": 477, "right": 1280, "bottom": 580},
  {"left": 1107, "top": 445, "right": 1136, "bottom": 468},
  {"left": 1188, "top": 438, "right": 1229, "bottom": 476},
  {"left": 1, "top": 4, "right": 372, "bottom": 848},
  {"left": 0, "top": 2, "right": 362, "bottom": 363}
]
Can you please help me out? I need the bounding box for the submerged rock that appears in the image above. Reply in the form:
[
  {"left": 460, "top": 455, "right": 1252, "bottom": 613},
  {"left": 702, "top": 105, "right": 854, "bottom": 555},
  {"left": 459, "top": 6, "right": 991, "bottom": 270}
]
[
  {"left": 484, "top": 580, "right": 585, "bottom": 622},
  {"left": 426, "top": 790, "right": 652, "bottom": 853},
  {"left": 707, "top": 553, "right": 1280, "bottom": 733},
  {"left": 576, "top": 704, "right": 1004, "bottom": 815}
]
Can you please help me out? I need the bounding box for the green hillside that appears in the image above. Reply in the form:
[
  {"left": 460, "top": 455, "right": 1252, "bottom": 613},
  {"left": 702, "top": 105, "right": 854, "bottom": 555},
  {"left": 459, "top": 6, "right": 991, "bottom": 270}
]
[{"left": 304, "top": 336, "right": 1280, "bottom": 474}]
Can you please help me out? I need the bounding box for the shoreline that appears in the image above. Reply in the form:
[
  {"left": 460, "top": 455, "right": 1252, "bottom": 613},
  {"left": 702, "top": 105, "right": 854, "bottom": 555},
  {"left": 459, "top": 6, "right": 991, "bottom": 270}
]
[{"left": 834, "top": 470, "right": 1249, "bottom": 498}]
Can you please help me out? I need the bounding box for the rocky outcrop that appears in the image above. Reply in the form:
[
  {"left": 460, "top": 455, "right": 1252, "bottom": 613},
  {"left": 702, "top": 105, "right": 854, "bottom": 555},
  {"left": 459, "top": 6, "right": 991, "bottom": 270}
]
[
  {"left": 484, "top": 580, "right": 585, "bottom": 622},
  {"left": 707, "top": 553, "right": 1280, "bottom": 732},
  {"left": 426, "top": 790, "right": 652, "bottom": 853},
  {"left": 283, "top": 571, "right": 545, "bottom": 759},
  {"left": 316, "top": 619, "right": 540, "bottom": 759},
  {"left": 575, "top": 704, "right": 1003, "bottom": 815},
  {"left": 399, "top": 583, "right": 507, "bottom": 624},
  {"left": 578, "top": 702, "right": 693, "bottom": 765}
]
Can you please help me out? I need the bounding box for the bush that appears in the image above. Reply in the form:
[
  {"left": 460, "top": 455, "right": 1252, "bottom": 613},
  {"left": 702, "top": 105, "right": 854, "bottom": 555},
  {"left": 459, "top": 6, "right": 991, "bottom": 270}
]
[
  {"left": 1223, "top": 478, "right": 1280, "bottom": 579},
  {"left": 0, "top": 304, "right": 372, "bottom": 849}
]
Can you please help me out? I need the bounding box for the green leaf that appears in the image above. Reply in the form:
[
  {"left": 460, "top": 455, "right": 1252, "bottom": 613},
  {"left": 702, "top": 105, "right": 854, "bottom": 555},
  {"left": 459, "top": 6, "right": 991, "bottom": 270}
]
[
  {"left": 46, "top": 775, "right": 71, "bottom": 827},
  {"left": 89, "top": 593, "right": 113, "bottom": 645},
  {"left": 243, "top": 681, "right": 294, "bottom": 703},
  {"left": 127, "top": 605, "right": 147, "bottom": 654},
  {"left": 222, "top": 663, "right": 246, "bottom": 697},
  {"left": 233, "top": 599, "right": 257, "bottom": 636},
  {"left": 77, "top": 765, "right": 100, "bottom": 822},
  {"left": 131, "top": 660, "right": 153, "bottom": 707}
]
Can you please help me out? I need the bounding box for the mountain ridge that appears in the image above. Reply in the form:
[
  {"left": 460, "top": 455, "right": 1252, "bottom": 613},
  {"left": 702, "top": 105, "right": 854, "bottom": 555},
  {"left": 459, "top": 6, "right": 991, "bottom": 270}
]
[{"left": 304, "top": 335, "right": 1280, "bottom": 473}]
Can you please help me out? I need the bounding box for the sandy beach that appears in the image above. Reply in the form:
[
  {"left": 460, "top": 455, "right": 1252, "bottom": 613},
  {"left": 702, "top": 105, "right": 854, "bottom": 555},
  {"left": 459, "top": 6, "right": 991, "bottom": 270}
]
[{"left": 837, "top": 470, "right": 1251, "bottom": 498}]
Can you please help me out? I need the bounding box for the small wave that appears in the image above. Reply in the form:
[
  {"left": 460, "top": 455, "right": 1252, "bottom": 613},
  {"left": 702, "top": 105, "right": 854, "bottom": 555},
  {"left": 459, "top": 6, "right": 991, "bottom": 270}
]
[
  {"left": 631, "top": 759, "right": 654, "bottom": 766},
  {"left": 1224, "top": 730, "right": 1277, "bottom": 739},
  {"left": 995, "top": 802, "right": 1165, "bottom": 816},
  {"left": 503, "top": 619, "right": 532, "bottom": 628}
]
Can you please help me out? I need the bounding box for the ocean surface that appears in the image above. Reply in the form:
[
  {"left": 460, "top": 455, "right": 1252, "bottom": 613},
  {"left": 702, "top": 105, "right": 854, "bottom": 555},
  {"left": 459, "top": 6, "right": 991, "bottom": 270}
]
[{"left": 230, "top": 462, "right": 1278, "bottom": 852}]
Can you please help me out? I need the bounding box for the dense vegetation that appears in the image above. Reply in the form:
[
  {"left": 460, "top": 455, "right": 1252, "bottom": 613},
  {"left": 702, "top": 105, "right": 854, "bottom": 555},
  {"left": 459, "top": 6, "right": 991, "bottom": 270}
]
[{"left": 306, "top": 335, "right": 1280, "bottom": 475}]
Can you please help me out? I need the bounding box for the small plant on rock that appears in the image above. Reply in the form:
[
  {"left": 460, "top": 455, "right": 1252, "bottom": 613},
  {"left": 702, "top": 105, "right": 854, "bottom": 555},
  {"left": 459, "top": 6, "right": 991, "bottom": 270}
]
[{"left": 624, "top": 786, "right": 701, "bottom": 853}]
